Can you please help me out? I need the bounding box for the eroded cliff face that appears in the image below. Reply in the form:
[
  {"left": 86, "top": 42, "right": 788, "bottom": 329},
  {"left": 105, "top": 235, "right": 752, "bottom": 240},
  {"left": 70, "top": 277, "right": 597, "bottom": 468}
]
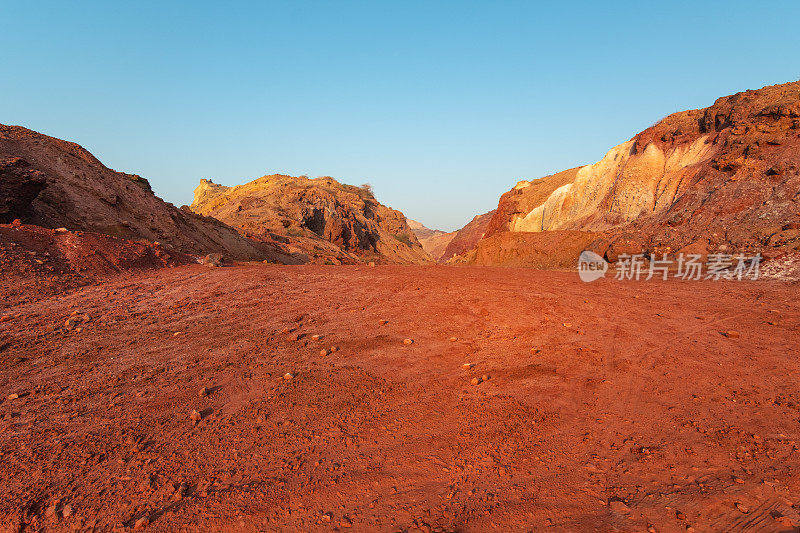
[
  {"left": 0, "top": 124, "right": 270, "bottom": 261},
  {"left": 475, "top": 81, "right": 800, "bottom": 265},
  {"left": 191, "top": 175, "right": 431, "bottom": 264},
  {"left": 507, "top": 137, "right": 715, "bottom": 233}
]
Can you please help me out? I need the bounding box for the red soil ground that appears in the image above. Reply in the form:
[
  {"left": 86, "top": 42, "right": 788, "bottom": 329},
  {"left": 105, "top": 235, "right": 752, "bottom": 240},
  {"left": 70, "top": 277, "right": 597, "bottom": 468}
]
[{"left": 1, "top": 265, "right": 799, "bottom": 532}]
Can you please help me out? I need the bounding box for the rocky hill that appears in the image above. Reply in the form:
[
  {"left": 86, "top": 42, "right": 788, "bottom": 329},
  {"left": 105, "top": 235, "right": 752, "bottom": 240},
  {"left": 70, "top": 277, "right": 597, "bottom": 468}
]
[
  {"left": 465, "top": 81, "right": 800, "bottom": 267},
  {"left": 191, "top": 175, "right": 431, "bottom": 264},
  {"left": 0, "top": 124, "right": 271, "bottom": 261}
]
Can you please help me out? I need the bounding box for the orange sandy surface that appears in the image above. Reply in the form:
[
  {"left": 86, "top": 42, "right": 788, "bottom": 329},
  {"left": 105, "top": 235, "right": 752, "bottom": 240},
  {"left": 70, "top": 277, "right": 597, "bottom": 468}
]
[{"left": 1, "top": 265, "right": 799, "bottom": 532}]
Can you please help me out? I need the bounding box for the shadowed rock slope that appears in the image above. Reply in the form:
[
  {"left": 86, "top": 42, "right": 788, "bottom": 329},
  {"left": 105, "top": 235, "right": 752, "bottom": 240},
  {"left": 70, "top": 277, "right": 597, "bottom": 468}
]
[
  {"left": 0, "top": 124, "right": 270, "bottom": 261},
  {"left": 191, "top": 176, "right": 431, "bottom": 264}
]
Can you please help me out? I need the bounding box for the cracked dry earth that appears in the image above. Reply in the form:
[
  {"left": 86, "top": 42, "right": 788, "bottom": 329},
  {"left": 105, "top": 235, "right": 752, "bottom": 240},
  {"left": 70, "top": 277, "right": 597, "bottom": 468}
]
[{"left": 1, "top": 265, "right": 799, "bottom": 532}]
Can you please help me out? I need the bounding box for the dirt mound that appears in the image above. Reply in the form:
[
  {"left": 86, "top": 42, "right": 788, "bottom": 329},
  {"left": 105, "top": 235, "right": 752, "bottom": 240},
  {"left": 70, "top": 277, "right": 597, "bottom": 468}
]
[
  {"left": 462, "top": 230, "right": 603, "bottom": 268},
  {"left": 472, "top": 81, "right": 800, "bottom": 265},
  {"left": 0, "top": 124, "right": 268, "bottom": 261},
  {"left": 0, "top": 222, "right": 189, "bottom": 308},
  {"left": 191, "top": 176, "right": 431, "bottom": 264}
]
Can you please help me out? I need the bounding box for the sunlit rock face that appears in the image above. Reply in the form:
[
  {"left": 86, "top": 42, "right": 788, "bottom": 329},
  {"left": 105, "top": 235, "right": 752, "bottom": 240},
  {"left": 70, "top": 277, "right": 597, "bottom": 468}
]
[
  {"left": 511, "top": 136, "right": 715, "bottom": 233},
  {"left": 468, "top": 80, "right": 800, "bottom": 267},
  {"left": 191, "top": 174, "right": 432, "bottom": 265}
]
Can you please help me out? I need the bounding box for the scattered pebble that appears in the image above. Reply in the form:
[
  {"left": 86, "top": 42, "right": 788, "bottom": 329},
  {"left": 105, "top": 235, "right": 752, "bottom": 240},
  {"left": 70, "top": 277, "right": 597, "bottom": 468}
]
[
  {"left": 379, "top": 320, "right": 389, "bottom": 325},
  {"left": 449, "top": 336, "right": 458, "bottom": 342},
  {"left": 735, "top": 502, "right": 749, "bottom": 514},
  {"left": 330, "top": 346, "right": 338, "bottom": 353},
  {"left": 174, "top": 482, "right": 188, "bottom": 500},
  {"left": 722, "top": 331, "right": 740, "bottom": 339},
  {"left": 0, "top": 315, "right": 11, "bottom": 323},
  {"left": 311, "top": 334, "right": 323, "bottom": 341},
  {"left": 675, "top": 510, "right": 686, "bottom": 520},
  {"left": 320, "top": 348, "right": 330, "bottom": 356},
  {"left": 463, "top": 363, "right": 474, "bottom": 370},
  {"left": 7, "top": 393, "right": 19, "bottom": 400},
  {"left": 62, "top": 504, "right": 73, "bottom": 518},
  {"left": 134, "top": 517, "right": 150, "bottom": 530},
  {"left": 64, "top": 313, "right": 91, "bottom": 330},
  {"left": 199, "top": 387, "right": 210, "bottom": 398},
  {"left": 481, "top": 374, "right": 490, "bottom": 381},
  {"left": 403, "top": 338, "right": 414, "bottom": 345},
  {"left": 563, "top": 323, "right": 572, "bottom": 328},
  {"left": 173, "top": 332, "right": 182, "bottom": 337},
  {"left": 471, "top": 377, "right": 482, "bottom": 386},
  {"left": 530, "top": 348, "right": 541, "bottom": 355},
  {"left": 283, "top": 372, "right": 294, "bottom": 381},
  {"left": 609, "top": 500, "right": 631, "bottom": 514},
  {"left": 190, "top": 410, "right": 202, "bottom": 422}
]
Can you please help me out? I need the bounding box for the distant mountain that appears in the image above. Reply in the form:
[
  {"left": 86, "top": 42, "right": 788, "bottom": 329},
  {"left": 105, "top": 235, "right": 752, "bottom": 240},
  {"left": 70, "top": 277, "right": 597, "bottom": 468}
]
[
  {"left": 407, "top": 219, "right": 455, "bottom": 261},
  {"left": 407, "top": 219, "right": 446, "bottom": 240}
]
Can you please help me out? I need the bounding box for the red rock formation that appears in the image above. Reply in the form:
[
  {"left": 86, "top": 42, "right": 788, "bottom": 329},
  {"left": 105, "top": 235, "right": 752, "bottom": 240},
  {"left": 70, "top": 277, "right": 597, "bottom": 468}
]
[
  {"left": 191, "top": 176, "right": 431, "bottom": 264},
  {"left": 483, "top": 169, "right": 580, "bottom": 238},
  {"left": 470, "top": 81, "right": 800, "bottom": 266}
]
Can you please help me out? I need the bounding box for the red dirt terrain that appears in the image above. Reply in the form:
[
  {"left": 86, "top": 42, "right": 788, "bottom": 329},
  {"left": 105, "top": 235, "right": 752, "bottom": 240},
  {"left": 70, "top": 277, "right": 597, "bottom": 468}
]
[
  {"left": 0, "top": 222, "right": 189, "bottom": 309},
  {"left": 1, "top": 264, "right": 799, "bottom": 532}
]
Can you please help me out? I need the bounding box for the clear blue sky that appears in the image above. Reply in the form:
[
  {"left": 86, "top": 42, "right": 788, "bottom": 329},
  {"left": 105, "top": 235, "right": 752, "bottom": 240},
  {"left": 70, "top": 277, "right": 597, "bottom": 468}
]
[{"left": 3, "top": 1, "right": 799, "bottom": 231}]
